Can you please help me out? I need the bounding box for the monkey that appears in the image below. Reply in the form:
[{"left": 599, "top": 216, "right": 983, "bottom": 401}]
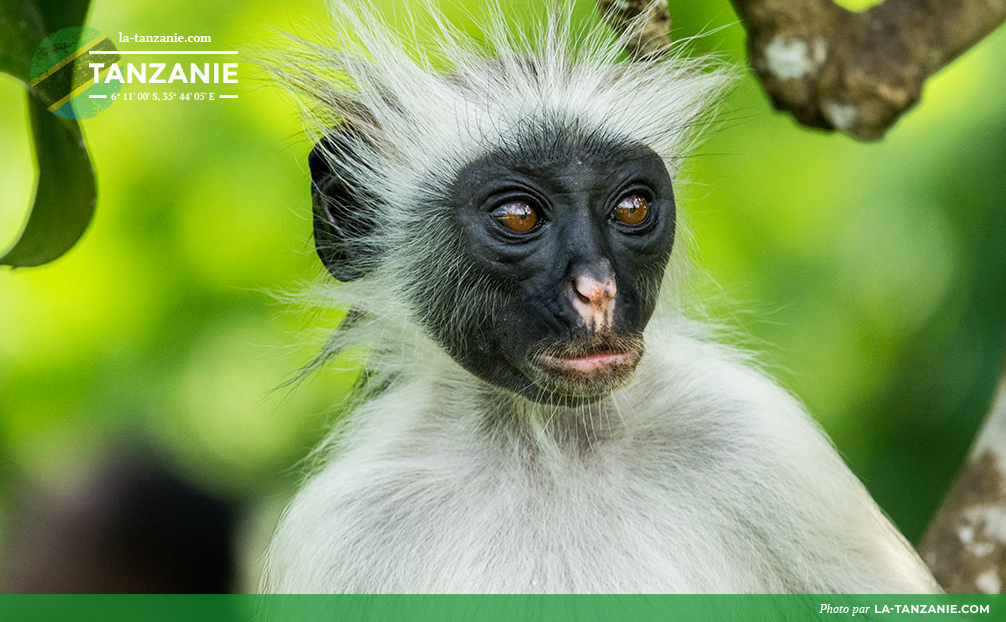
[{"left": 262, "top": 1, "right": 942, "bottom": 593}]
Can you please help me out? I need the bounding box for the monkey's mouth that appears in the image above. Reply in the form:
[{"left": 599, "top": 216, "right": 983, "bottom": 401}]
[
  {"left": 525, "top": 333, "right": 644, "bottom": 396},
  {"left": 537, "top": 350, "right": 639, "bottom": 374}
]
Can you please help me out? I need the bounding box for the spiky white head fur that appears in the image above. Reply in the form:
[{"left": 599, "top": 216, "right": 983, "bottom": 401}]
[{"left": 268, "top": 1, "right": 725, "bottom": 312}]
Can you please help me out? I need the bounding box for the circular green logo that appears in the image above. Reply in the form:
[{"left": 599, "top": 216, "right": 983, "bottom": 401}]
[{"left": 30, "top": 27, "right": 122, "bottom": 120}]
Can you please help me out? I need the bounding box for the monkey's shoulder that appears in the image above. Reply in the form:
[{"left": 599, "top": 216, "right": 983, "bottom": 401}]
[{"left": 267, "top": 335, "right": 936, "bottom": 593}]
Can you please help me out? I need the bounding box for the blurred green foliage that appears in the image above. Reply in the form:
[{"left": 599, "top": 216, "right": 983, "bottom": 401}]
[{"left": 0, "top": 0, "right": 1003, "bottom": 582}]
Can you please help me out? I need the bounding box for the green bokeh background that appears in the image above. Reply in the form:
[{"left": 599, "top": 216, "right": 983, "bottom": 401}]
[{"left": 0, "top": 0, "right": 1004, "bottom": 589}]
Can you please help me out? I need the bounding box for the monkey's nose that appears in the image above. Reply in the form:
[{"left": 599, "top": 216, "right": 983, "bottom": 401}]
[{"left": 569, "top": 273, "right": 617, "bottom": 331}]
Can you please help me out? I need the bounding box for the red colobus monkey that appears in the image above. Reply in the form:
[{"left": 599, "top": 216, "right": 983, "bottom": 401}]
[{"left": 263, "top": 1, "right": 940, "bottom": 593}]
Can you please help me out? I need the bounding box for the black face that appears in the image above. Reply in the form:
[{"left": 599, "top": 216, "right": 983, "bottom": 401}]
[{"left": 311, "top": 124, "right": 676, "bottom": 402}]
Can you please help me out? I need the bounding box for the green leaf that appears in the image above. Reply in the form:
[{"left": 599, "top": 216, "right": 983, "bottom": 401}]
[
  {"left": 1, "top": 94, "right": 97, "bottom": 267},
  {"left": 0, "top": 0, "right": 95, "bottom": 268}
]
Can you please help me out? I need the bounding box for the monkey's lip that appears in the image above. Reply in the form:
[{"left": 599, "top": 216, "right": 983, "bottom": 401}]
[
  {"left": 524, "top": 336, "right": 644, "bottom": 396},
  {"left": 536, "top": 350, "right": 640, "bottom": 374}
]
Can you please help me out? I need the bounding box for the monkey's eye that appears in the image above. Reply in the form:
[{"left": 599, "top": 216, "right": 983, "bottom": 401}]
[
  {"left": 612, "top": 195, "right": 650, "bottom": 227},
  {"left": 491, "top": 201, "right": 540, "bottom": 233}
]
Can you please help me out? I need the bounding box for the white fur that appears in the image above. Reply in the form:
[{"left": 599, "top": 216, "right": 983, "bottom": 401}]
[{"left": 263, "top": 1, "right": 939, "bottom": 593}]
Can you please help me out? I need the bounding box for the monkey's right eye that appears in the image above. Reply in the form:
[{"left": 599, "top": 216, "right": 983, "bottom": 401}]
[{"left": 491, "top": 201, "right": 540, "bottom": 233}]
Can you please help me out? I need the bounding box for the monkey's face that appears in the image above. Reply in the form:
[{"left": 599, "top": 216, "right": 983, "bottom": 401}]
[
  {"left": 424, "top": 131, "right": 677, "bottom": 401},
  {"left": 311, "top": 126, "right": 676, "bottom": 402}
]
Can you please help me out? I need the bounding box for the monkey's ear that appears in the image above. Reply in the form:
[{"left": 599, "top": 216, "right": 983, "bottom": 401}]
[{"left": 309, "top": 130, "right": 380, "bottom": 282}]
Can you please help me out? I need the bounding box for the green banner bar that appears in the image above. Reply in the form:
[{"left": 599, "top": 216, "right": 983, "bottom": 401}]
[{"left": 0, "top": 595, "right": 1002, "bottom": 622}]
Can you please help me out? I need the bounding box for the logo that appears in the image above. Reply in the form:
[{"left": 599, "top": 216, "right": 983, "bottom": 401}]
[{"left": 30, "top": 27, "right": 122, "bottom": 120}]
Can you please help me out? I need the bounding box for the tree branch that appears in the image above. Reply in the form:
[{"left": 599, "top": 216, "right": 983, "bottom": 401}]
[
  {"left": 919, "top": 362, "right": 1006, "bottom": 593},
  {"left": 728, "top": 0, "right": 1006, "bottom": 139},
  {"left": 596, "top": 0, "right": 673, "bottom": 58},
  {"left": 598, "top": 0, "right": 1006, "bottom": 139}
]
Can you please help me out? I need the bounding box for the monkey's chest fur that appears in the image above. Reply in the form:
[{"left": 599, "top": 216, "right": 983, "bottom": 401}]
[{"left": 265, "top": 330, "right": 936, "bottom": 593}]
